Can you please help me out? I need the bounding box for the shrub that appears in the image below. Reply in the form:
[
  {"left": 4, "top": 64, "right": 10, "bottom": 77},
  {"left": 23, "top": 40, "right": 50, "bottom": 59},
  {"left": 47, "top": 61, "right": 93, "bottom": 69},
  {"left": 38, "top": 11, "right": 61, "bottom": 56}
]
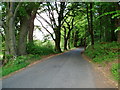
[
  {"left": 111, "top": 63, "right": 120, "bottom": 81},
  {"left": 84, "top": 41, "right": 119, "bottom": 63},
  {"left": 27, "top": 41, "right": 55, "bottom": 55}
]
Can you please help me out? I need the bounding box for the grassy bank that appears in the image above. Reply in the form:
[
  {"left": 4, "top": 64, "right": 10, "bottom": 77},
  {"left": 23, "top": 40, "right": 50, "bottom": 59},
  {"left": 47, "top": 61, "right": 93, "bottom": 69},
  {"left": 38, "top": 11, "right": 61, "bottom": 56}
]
[
  {"left": 84, "top": 41, "right": 120, "bottom": 81},
  {"left": 0, "top": 41, "right": 57, "bottom": 77}
]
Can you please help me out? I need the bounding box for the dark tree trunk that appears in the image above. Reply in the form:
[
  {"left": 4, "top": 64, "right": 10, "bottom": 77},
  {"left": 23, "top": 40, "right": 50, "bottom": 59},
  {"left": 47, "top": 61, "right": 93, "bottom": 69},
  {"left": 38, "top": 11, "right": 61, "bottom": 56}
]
[
  {"left": 86, "top": 3, "right": 94, "bottom": 46},
  {"left": 64, "top": 38, "right": 67, "bottom": 50},
  {"left": 118, "top": 31, "right": 120, "bottom": 43},
  {"left": 68, "top": 39, "right": 71, "bottom": 49},
  {"left": 110, "top": 4, "right": 117, "bottom": 41},
  {"left": 54, "top": 2, "right": 65, "bottom": 52},
  {"left": 90, "top": 3, "right": 94, "bottom": 45},
  {"left": 28, "top": 16, "right": 34, "bottom": 43},
  {"left": 74, "top": 31, "right": 79, "bottom": 47},
  {"left": 115, "top": 3, "right": 120, "bottom": 43},
  {"left": 63, "top": 26, "right": 68, "bottom": 50},
  {"left": 28, "top": 9, "right": 37, "bottom": 43},
  {"left": 54, "top": 29, "right": 62, "bottom": 52},
  {"left": 99, "top": 5, "right": 102, "bottom": 42}
]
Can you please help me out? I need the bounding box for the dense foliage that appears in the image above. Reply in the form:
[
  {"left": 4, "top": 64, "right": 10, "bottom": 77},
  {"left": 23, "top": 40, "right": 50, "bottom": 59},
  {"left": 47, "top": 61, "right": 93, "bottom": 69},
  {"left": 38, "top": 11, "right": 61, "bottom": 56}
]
[
  {"left": 111, "top": 63, "right": 120, "bottom": 81},
  {"left": 27, "top": 41, "right": 55, "bottom": 55},
  {"left": 84, "top": 42, "right": 119, "bottom": 80},
  {"left": 85, "top": 42, "right": 119, "bottom": 63}
]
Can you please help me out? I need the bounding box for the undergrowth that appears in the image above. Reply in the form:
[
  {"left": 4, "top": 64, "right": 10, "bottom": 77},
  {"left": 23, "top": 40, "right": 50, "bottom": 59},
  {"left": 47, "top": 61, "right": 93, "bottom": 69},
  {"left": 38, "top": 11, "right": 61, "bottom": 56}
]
[
  {"left": 1, "top": 40, "right": 56, "bottom": 77},
  {"left": 111, "top": 63, "right": 120, "bottom": 81},
  {"left": 84, "top": 41, "right": 120, "bottom": 81}
]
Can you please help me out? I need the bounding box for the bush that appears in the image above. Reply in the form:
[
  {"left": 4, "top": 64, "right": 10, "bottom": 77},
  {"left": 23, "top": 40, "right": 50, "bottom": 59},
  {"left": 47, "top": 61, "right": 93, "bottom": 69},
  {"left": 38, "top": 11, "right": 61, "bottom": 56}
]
[
  {"left": 111, "top": 63, "right": 120, "bottom": 81},
  {"left": 84, "top": 41, "right": 119, "bottom": 63},
  {"left": 27, "top": 41, "right": 55, "bottom": 55}
]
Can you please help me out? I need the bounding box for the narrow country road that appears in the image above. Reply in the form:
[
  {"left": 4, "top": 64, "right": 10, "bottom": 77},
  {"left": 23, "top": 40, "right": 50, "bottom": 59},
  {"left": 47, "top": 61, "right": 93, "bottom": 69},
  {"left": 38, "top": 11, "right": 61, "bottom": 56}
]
[{"left": 2, "top": 48, "right": 113, "bottom": 88}]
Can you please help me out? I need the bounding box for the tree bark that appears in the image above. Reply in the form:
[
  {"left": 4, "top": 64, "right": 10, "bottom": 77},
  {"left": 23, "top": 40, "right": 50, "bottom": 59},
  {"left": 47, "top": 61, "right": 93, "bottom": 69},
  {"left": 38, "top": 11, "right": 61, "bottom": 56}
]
[
  {"left": 86, "top": 3, "right": 94, "bottom": 46},
  {"left": 5, "top": 2, "right": 17, "bottom": 57},
  {"left": 28, "top": 9, "right": 37, "bottom": 43},
  {"left": 115, "top": 3, "right": 120, "bottom": 43},
  {"left": 90, "top": 3, "right": 94, "bottom": 45},
  {"left": 17, "top": 16, "right": 30, "bottom": 55},
  {"left": 54, "top": 29, "right": 62, "bottom": 52},
  {"left": 64, "top": 38, "right": 68, "bottom": 50},
  {"left": 74, "top": 30, "right": 79, "bottom": 47}
]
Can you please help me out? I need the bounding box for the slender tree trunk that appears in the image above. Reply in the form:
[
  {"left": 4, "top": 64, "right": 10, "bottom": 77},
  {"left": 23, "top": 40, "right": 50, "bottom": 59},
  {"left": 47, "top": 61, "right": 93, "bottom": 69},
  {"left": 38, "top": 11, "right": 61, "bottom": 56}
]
[
  {"left": 28, "top": 10, "right": 37, "bottom": 43},
  {"left": 74, "top": 30, "right": 79, "bottom": 47},
  {"left": 115, "top": 3, "right": 120, "bottom": 43},
  {"left": 68, "top": 39, "right": 71, "bottom": 49},
  {"left": 64, "top": 38, "right": 68, "bottom": 50},
  {"left": 99, "top": 5, "right": 102, "bottom": 42},
  {"left": 90, "top": 3, "right": 94, "bottom": 45}
]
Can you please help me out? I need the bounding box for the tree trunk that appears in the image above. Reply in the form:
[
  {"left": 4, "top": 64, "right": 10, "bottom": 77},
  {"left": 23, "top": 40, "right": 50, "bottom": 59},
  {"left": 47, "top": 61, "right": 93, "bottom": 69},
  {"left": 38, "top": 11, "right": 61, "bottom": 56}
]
[
  {"left": 17, "top": 16, "right": 30, "bottom": 55},
  {"left": 117, "top": 31, "right": 120, "bottom": 43},
  {"left": 28, "top": 16, "right": 34, "bottom": 43},
  {"left": 90, "top": 3, "right": 94, "bottom": 45},
  {"left": 64, "top": 38, "right": 68, "bottom": 50},
  {"left": 28, "top": 9, "right": 37, "bottom": 43},
  {"left": 74, "top": 30, "right": 79, "bottom": 47},
  {"left": 5, "top": 2, "right": 17, "bottom": 57},
  {"left": 68, "top": 39, "right": 71, "bottom": 49},
  {"left": 54, "top": 30, "right": 62, "bottom": 52},
  {"left": 54, "top": 2, "right": 65, "bottom": 52},
  {"left": 115, "top": 3, "right": 120, "bottom": 43}
]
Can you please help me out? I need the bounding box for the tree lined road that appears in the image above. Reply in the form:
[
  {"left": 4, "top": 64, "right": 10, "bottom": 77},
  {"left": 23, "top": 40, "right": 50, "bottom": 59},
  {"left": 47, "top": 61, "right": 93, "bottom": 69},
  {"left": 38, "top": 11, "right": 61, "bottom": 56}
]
[{"left": 2, "top": 48, "right": 110, "bottom": 88}]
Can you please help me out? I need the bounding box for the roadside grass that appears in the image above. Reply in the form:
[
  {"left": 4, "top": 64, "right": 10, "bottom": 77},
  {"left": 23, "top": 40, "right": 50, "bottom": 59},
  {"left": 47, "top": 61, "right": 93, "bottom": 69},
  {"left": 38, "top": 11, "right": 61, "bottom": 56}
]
[
  {"left": 111, "top": 63, "right": 120, "bottom": 81},
  {"left": 0, "top": 40, "right": 74, "bottom": 78},
  {"left": 84, "top": 41, "right": 120, "bottom": 81},
  {"left": 1, "top": 54, "right": 41, "bottom": 77},
  {"left": 0, "top": 41, "right": 57, "bottom": 77}
]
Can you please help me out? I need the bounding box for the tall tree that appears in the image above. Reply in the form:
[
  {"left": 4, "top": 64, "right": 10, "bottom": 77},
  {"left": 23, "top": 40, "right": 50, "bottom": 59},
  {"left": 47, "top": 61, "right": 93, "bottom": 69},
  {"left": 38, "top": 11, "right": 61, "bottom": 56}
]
[
  {"left": 37, "top": 2, "right": 66, "bottom": 52},
  {"left": 86, "top": 3, "right": 94, "bottom": 46},
  {"left": 5, "top": 2, "right": 21, "bottom": 57},
  {"left": 17, "top": 3, "right": 40, "bottom": 55}
]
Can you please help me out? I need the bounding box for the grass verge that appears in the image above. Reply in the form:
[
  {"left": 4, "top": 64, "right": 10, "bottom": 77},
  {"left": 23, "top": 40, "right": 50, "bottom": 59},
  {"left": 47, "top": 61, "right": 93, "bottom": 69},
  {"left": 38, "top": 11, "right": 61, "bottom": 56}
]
[{"left": 84, "top": 41, "right": 120, "bottom": 81}]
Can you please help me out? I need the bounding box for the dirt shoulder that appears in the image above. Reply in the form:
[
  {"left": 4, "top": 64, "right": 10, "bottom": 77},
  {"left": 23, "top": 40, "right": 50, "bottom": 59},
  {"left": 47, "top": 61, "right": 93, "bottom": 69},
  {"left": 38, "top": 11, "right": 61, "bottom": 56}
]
[{"left": 81, "top": 53, "right": 118, "bottom": 88}]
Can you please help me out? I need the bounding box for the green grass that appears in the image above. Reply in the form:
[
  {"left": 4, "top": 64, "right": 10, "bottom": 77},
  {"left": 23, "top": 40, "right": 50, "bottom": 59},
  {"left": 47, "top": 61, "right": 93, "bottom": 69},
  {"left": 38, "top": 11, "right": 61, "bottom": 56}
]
[
  {"left": 84, "top": 41, "right": 120, "bottom": 81},
  {"left": 84, "top": 41, "right": 119, "bottom": 63},
  {"left": 0, "top": 41, "right": 56, "bottom": 77},
  {"left": 111, "top": 63, "right": 120, "bottom": 81},
  {"left": 1, "top": 54, "right": 42, "bottom": 77}
]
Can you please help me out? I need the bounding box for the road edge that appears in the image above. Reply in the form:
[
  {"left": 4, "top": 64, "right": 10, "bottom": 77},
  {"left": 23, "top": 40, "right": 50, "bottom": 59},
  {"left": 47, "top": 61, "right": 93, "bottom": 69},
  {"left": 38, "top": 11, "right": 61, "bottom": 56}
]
[
  {"left": 1, "top": 48, "right": 77, "bottom": 80},
  {"left": 81, "top": 52, "right": 118, "bottom": 88}
]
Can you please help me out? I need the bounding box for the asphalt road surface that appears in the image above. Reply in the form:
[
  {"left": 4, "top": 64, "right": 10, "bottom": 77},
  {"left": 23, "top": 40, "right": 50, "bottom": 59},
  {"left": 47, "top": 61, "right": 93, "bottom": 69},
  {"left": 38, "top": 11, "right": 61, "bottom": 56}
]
[{"left": 2, "top": 48, "right": 112, "bottom": 88}]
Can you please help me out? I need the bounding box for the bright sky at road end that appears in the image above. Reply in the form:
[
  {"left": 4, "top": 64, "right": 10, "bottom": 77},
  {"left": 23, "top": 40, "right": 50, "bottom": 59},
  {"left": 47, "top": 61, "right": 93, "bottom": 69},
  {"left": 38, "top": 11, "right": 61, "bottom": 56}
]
[{"left": 1, "top": 0, "right": 120, "bottom": 2}]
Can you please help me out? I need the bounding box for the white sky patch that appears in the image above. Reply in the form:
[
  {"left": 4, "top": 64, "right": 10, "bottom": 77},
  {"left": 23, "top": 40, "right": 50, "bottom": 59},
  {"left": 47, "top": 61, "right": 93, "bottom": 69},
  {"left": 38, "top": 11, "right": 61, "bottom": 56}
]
[
  {"left": 33, "top": 7, "right": 59, "bottom": 41},
  {"left": 33, "top": 12, "right": 54, "bottom": 41}
]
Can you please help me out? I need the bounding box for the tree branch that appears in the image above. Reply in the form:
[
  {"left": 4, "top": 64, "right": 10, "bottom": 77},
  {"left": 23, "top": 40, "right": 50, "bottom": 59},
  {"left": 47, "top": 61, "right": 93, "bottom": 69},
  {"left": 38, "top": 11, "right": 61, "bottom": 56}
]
[
  {"left": 13, "top": 2, "right": 21, "bottom": 18},
  {"left": 37, "top": 12, "right": 53, "bottom": 28},
  {"left": 36, "top": 18, "right": 55, "bottom": 40}
]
